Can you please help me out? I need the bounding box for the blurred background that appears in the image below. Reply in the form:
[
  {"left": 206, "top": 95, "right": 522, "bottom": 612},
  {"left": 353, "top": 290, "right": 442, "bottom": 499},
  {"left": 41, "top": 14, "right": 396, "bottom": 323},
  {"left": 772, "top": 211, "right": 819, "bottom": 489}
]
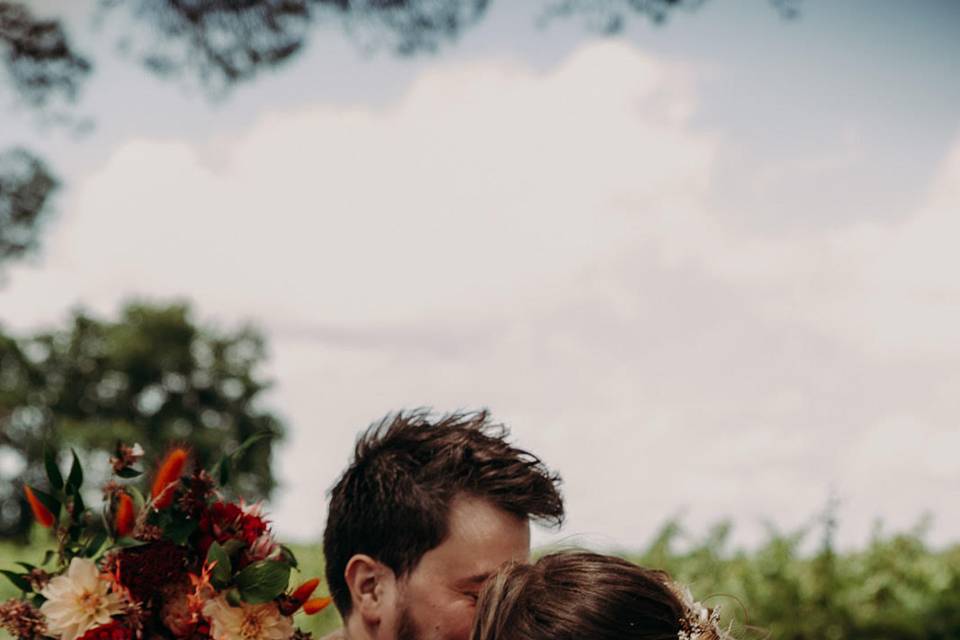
[{"left": 1, "top": 0, "right": 959, "bottom": 637}]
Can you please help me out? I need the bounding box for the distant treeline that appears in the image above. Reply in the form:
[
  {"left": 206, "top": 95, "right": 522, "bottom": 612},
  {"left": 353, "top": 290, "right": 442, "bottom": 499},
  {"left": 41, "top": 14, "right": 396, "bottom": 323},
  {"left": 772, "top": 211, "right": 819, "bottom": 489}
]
[{"left": 3, "top": 518, "right": 958, "bottom": 639}]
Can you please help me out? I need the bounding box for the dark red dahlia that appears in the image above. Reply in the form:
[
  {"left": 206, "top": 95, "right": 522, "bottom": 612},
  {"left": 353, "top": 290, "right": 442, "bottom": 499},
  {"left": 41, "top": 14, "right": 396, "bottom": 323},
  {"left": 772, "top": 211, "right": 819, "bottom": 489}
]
[
  {"left": 77, "top": 620, "right": 133, "bottom": 640},
  {"left": 110, "top": 540, "right": 190, "bottom": 603},
  {"left": 195, "top": 501, "right": 268, "bottom": 559}
]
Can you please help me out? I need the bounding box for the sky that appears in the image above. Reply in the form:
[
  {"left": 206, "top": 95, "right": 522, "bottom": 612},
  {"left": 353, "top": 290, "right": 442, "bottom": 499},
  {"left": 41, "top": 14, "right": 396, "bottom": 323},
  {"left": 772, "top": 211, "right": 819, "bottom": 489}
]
[{"left": 2, "top": 0, "right": 959, "bottom": 551}]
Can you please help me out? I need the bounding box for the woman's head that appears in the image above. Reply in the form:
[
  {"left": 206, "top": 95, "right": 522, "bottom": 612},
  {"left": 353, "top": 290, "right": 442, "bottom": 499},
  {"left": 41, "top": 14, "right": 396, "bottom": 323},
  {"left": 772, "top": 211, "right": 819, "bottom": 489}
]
[{"left": 472, "top": 551, "right": 727, "bottom": 640}]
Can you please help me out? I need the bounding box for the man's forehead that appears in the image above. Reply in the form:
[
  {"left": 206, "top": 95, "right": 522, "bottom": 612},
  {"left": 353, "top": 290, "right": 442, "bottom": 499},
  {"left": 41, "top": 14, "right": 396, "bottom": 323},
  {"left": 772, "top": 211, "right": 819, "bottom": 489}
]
[
  {"left": 413, "top": 495, "right": 531, "bottom": 582},
  {"left": 425, "top": 541, "right": 528, "bottom": 587}
]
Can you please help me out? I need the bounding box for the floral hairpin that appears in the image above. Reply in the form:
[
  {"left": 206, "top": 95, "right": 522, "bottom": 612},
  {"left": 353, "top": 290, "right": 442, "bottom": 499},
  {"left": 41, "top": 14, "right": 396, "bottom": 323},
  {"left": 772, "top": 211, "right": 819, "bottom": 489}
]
[{"left": 672, "top": 584, "right": 727, "bottom": 640}]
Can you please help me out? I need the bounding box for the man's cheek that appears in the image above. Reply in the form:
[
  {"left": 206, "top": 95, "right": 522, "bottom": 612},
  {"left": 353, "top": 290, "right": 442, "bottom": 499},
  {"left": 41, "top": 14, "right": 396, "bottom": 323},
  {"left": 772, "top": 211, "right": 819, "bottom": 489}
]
[{"left": 446, "top": 603, "right": 479, "bottom": 640}]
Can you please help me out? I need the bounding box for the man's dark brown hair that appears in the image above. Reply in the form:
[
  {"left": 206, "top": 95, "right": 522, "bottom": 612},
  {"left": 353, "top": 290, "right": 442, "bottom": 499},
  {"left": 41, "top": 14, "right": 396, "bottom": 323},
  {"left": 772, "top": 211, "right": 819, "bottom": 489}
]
[{"left": 323, "top": 409, "right": 564, "bottom": 615}]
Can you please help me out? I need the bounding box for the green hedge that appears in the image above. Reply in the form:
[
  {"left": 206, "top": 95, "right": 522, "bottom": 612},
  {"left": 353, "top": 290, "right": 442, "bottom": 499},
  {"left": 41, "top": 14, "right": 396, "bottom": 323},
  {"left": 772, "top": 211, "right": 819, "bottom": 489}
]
[{"left": 619, "top": 518, "right": 960, "bottom": 640}]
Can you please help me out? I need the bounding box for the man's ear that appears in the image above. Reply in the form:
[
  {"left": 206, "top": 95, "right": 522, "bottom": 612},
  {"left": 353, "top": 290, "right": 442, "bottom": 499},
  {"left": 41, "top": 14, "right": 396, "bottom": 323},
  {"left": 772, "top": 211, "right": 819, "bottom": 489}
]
[{"left": 344, "top": 554, "right": 398, "bottom": 627}]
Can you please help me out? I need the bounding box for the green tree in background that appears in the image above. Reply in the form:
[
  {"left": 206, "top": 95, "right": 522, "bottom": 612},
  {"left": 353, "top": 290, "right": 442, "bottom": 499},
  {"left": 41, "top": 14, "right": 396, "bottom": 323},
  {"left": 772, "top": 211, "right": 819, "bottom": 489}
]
[{"left": 0, "top": 301, "right": 284, "bottom": 541}]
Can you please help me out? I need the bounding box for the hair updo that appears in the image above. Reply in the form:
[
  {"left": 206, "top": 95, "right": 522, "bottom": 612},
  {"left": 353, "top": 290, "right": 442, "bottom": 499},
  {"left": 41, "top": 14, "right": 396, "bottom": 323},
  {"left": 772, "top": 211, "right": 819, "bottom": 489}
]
[{"left": 471, "top": 551, "right": 730, "bottom": 640}]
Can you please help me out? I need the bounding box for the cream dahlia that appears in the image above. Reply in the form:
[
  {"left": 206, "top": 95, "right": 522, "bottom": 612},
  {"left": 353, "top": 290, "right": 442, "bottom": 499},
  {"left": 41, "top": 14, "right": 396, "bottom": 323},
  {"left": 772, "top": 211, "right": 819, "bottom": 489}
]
[
  {"left": 39, "top": 558, "right": 128, "bottom": 640},
  {"left": 202, "top": 596, "right": 293, "bottom": 640}
]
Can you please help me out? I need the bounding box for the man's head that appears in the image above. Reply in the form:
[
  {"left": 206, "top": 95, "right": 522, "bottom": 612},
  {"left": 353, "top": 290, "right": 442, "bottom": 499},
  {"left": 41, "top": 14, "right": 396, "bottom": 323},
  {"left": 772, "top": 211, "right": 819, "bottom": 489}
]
[{"left": 323, "top": 410, "right": 564, "bottom": 640}]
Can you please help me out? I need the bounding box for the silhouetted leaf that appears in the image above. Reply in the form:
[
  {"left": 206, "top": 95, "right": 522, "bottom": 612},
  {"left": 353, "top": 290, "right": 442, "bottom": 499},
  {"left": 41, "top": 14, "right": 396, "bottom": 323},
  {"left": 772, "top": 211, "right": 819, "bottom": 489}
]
[
  {"left": 43, "top": 446, "right": 63, "bottom": 491},
  {"left": 0, "top": 570, "right": 31, "bottom": 592}
]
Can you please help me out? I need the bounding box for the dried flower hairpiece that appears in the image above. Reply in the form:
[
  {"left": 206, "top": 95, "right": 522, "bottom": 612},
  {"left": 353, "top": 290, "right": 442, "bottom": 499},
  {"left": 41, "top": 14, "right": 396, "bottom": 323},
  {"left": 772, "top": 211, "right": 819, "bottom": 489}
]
[{"left": 671, "top": 584, "right": 729, "bottom": 640}]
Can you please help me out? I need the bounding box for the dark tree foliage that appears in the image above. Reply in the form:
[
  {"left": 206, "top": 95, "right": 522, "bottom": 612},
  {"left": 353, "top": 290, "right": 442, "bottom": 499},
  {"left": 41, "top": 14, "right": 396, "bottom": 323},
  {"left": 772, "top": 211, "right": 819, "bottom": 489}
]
[
  {"left": 0, "top": 148, "right": 57, "bottom": 271},
  {"left": 0, "top": 1, "right": 91, "bottom": 108},
  {"left": 541, "top": 0, "right": 700, "bottom": 34},
  {"left": 322, "top": 0, "right": 490, "bottom": 56},
  {"left": 0, "top": 1, "right": 83, "bottom": 274},
  {"left": 100, "top": 0, "right": 316, "bottom": 94},
  {"left": 0, "top": 302, "right": 285, "bottom": 541},
  {"left": 99, "top": 0, "right": 492, "bottom": 94},
  {"left": 542, "top": 0, "right": 801, "bottom": 34},
  {"left": 95, "top": 0, "right": 493, "bottom": 95}
]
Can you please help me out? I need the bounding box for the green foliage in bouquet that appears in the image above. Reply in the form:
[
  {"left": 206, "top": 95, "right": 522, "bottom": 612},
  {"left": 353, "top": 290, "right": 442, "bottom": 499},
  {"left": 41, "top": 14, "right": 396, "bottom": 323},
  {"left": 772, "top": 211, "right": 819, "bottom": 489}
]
[{"left": 0, "top": 438, "right": 331, "bottom": 640}]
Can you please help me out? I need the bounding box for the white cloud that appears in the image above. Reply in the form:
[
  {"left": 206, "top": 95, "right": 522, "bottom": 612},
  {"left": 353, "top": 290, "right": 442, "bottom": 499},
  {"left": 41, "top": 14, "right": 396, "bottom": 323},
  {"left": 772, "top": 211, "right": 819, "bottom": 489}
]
[{"left": 2, "top": 40, "right": 958, "bottom": 550}]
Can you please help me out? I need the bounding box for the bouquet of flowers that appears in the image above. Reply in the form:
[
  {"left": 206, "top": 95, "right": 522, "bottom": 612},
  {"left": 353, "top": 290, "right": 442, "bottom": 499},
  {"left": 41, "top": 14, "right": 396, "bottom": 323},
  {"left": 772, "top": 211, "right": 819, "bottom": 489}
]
[{"left": 0, "top": 440, "right": 331, "bottom": 640}]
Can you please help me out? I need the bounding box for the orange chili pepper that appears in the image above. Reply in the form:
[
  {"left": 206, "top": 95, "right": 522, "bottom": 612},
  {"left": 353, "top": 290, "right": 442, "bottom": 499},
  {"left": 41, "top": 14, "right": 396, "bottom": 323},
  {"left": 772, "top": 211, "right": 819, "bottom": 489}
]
[
  {"left": 23, "top": 485, "right": 55, "bottom": 528},
  {"left": 303, "top": 596, "right": 332, "bottom": 615},
  {"left": 151, "top": 447, "right": 189, "bottom": 509}
]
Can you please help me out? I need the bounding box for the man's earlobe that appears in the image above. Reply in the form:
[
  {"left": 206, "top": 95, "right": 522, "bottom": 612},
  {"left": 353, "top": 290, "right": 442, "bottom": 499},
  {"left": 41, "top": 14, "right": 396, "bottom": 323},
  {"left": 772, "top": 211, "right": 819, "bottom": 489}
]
[{"left": 344, "top": 554, "right": 396, "bottom": 625}]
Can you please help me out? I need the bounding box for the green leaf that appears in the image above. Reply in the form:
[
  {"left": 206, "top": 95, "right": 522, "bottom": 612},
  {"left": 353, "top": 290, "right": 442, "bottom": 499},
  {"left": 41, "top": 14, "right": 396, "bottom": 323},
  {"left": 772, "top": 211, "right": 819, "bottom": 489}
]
[
  {"left": 207, "top": 541, "right": 232, "bottom": 587},
  {"left": 235, "top": 560, "right": 290, "bottom": 605},
  {"left": 114, "top": 537, "right": 149, "bottom": 549},
  {"left": 278, "top": 544, "right": 299, "bottom": 569},
  {"left": 15, "top": 562, "right": 36, "bottom": 572},
  {"left": 42, "top": 550, "right": 56, "bottom": 566},
  {"left": 70, "top": 486, "right": 86, "bottom": 517},
  {"left": 116, "top": 467, "right": 143, "bottom": 478},
  {"left": 66, "top": 449, "right": 83, "bottom": 493},
  {"left": 232, "top": 432, "right": 271, "bottom": 462},
  {"left": 0, "top": 570, "right": 32, "bottom": 593},
  {"left": 216, "top": 455, "right": 231, "bottom": 486},
  {"left": 212, "top": 432, "right": 272, "bottom": 486},
  {"left": 165, "top": 518, "right": 198, "bottom": 546},
  {"left": 221, "top": 539, "right": 246, "bottom": 557},
  {"left": 83, "top": 531, "right": 108, "bottom": 557},
  {"left": 128, "top": 486, "right": 146, "bottom": 513},
  {"left": 44, "top": 446, "right": 63, "bottom": 491},
  {"left": 225, "top": 587, "right": 243, "bottom": 607},
  {"left": 68, "top": 523, "right": 84, "bottom": 544}
]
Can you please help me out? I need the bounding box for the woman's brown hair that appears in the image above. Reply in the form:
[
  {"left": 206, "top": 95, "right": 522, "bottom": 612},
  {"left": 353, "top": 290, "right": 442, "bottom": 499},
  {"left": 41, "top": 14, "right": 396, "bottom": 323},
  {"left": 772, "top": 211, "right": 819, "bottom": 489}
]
[{"left": 472, "top": 551, "right": 726, "bottom": 640}]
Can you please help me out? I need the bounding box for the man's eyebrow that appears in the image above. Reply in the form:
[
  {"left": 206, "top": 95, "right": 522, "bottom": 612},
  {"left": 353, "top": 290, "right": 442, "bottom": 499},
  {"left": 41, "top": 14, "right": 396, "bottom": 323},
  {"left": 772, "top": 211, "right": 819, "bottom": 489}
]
[{"left": 455, "top": 572, "right": 492, "bottom": 587}]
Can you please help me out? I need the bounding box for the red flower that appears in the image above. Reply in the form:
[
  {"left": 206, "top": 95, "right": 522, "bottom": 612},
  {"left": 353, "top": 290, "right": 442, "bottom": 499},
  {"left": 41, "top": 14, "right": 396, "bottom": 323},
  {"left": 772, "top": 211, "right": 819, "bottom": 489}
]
[
  {"left": 77, "top": 621, "right": 133, "bottom": 640},
  {"left": 151, "top": 448, "right": 189, "bottom": 509},
  {"left": 23, "top": 485, "right": 55, "bottom": 528},
  {"left": 195, "top": 502, "right": 269, "bottom": 561},
  {"left": 114, "top": 492, "right": 136, "bottom": 537}
]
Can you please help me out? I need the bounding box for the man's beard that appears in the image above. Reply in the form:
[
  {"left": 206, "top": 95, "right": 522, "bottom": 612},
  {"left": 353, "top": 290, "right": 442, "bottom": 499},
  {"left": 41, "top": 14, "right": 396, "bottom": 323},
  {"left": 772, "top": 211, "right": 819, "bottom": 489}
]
[{"left": 396, "top": 600, "right": 423, "bottom": 640}]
